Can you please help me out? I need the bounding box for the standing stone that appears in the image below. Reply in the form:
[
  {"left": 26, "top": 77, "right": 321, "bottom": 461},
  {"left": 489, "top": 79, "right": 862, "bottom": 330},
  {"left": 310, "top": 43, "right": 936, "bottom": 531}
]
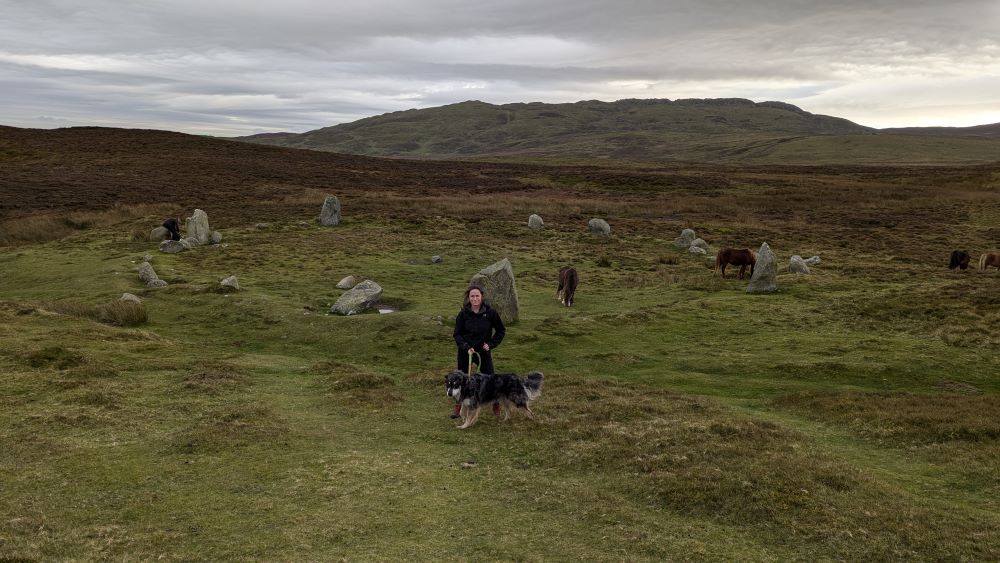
[
  {"left": 137, "top": 262, "right": 159, "bottom": 284},
  {"left": 528, "top": 214, "right": 544, "bottom": 231},
  {"left": 336, "top": 275, "right": 357, "bottom": 290},
  {"left": 331, "top": 280, "right": 382, "bottom": 315},
  {"left": 588, "top": 218, "right": 611, "bottom": 236},
  {"left": 220, "top": 275, "right": 240, "bottom": 291},
  {"left": 690, "top": 238, "right": 709, "bottom": 250},
  {"left": 149, "top": 226, "right": 170, "bottom": 241},
  {"left": 185, "top": 209, "right": 211, "bottom": 245},
  {"left": 470, "top": 258, "right": 519, "bottom": 324},
  {"left": 747, "top": 242, "right": 778, "bottom": 294},
  {"left": 673, "top": 228, "right": 696, "bottom": 248},
  {"left": 320, "top": 196, "right": 341, "bottom": 227},
  {"left": 789, "top": 255, "right": 811, "bottom": 274}
]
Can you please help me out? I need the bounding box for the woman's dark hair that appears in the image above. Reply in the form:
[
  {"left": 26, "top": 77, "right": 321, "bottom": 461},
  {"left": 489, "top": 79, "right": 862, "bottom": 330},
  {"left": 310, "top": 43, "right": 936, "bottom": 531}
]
[{"left": 463, "top": 283, "right": 486, "bottom": 308}]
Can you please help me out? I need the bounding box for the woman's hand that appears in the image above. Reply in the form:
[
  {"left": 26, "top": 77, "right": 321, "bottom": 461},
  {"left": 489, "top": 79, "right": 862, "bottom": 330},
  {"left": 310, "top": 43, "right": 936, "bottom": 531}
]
[{"left": 481, "top": 343, "right": 490, "bottom": 352}]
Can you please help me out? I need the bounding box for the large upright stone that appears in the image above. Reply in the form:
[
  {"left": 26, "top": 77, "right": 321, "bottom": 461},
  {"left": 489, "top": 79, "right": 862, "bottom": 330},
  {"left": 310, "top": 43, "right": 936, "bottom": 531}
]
[
  {"left": 673, "top": 228, "right": 696, "bottom": 248},
  {"left": 185, "top": 209, "right": 211, "bottom": 246},
  {"left": 331, "top": 280, "right": 382, "bottom": 315},
  {"left": 320, "top": 196, "right": 341, "bottom": 227},
  {"left": 470, "top": 258, "right": 519, "bottom": 324},
  {"left": 747, "top": 242, "right": 778, "bottom": 294},
  {"left": 528, "top": 214, "right": 544, "bottom": 231},
  {"left": 588, "top": 218, "right": 611, "bottom": 236}
]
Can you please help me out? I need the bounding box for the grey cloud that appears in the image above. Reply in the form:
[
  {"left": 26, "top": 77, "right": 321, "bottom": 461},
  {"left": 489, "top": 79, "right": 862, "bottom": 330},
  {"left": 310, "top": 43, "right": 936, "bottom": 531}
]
[{"left": 1, "top": 0, "right": 998, "bottom": 133}]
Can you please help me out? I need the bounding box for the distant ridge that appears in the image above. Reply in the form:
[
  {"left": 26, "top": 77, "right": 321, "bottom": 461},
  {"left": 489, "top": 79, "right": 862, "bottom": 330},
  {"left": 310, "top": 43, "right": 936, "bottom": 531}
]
[{"left": 233, "top": 98, "right": 1000, "bottom": 164}]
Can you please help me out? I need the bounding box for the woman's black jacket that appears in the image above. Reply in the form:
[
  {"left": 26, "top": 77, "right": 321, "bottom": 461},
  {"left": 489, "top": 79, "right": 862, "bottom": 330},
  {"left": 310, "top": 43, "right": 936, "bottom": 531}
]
[{"left": 453, "top": 303, "right": 505, "bottom": 352}]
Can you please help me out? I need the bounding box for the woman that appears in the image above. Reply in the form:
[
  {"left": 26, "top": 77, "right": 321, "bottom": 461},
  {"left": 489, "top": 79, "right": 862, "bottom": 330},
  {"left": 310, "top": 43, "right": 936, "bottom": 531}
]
[{"left": 451, "top": 284, "right": 506, "bottom": 418}]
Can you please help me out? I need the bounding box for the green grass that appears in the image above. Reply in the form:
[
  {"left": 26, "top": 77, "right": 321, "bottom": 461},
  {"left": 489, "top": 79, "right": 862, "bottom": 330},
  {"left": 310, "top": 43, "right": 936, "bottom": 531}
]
[{"left": 1, "top": 180, "right": 999, "bottom": 560}]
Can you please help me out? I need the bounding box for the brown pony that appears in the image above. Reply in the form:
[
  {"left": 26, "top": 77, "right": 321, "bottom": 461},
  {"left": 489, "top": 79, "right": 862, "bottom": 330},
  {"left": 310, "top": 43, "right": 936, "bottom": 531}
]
[
  {"left": 979, "top": 253, "right": 1000, "bottom": 271},
  {"left": 716, "top": 248, "right": 757, "bottom": 279},
  {"left": 557, "top": 267, "right": 579, "bottom": 306}
]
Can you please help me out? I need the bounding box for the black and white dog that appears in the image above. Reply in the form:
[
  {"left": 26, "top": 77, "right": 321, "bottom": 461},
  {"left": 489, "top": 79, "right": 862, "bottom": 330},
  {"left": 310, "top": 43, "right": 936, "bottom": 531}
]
[{"left": 445, "top": 370, "right": 544, "bottom": 429}]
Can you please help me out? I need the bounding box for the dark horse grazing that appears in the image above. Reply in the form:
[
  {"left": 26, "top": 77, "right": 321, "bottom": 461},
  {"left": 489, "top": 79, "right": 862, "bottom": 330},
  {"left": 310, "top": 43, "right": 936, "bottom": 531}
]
[
  {"left": 948, "top": 250, "right": 971, "bottom": 270},
  {"left": 162, "top": 217, "right": 182, "bottom": 241},
  {"left": 557, "top": 267, "right": 579, "bottom": 306},
  {"left": 980, "top": 252, "right": 1000, "bottom": 271},
  {"left": 716, "top": 248, "right": 757, "bottom": 279}
]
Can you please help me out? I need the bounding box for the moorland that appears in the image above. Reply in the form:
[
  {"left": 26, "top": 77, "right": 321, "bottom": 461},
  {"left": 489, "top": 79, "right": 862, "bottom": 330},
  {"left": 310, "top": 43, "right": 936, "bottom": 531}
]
[{"left": 1, "top": 124, "right": 999, "bottom": 560}]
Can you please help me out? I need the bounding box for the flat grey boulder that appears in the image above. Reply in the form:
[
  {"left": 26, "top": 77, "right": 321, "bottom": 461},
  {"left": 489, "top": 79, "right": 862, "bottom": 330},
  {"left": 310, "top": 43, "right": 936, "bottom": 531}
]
[
  {"left": 470, "top": 258, "right": 519, "bottom": 324},
  {"left": 789, "top": 255, "right": 811, "bottom": 274},
  {"left": 690, "top": 237, "right": 709, "bottom": 250},
  {"left": 747, "top": 242, "right": 778, "bottom": 294},
  {"left": 804, "top": 256, "right": 821, "bottom": 265},
  {"left": 689, "top": 246, "right": 707, "bottom": 254},
  {"left": 588, "top": 218, "right": 611, "bottom": 236},
  {"left": 210, "top": 231, "right": 223, "bottom": 245},
  {"left": 147, "top": 279, "right": 168, "bottom": 289},
  {"left": 159, "top": 240, "right": 187, "bottom": 254},
  {"left": 431, "top": 255, "right": 443, "bottom": 263},
  {"left": 331, "top": 280, "right": 382, "bottom": 315},
  {"left": 336, "top": 275, "right": 357, "bottom": 290},
  {"left": 120, "top": 293, "right": 142, "bottom": 303},
  {"left": 674, "top": 228, "right": 696, "bottom": 248},
  {"left": 528, "top": 214, "right": 544, "bottom": 230},
  {"left": 320, "top": 195, "right": 341, "bottom": 226}
]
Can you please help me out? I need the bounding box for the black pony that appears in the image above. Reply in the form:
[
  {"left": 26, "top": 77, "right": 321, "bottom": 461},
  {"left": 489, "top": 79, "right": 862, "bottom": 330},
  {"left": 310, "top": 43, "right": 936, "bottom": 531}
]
[
  {"left": 948, "top": 250, "right": 971, "bottom": 270},
  {"left": 162, "top": 218, "right": 182, "bottom": 241}
]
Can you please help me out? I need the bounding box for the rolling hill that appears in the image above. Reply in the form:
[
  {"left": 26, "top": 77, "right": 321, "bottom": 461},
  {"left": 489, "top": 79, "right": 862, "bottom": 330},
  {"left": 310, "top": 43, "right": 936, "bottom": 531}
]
[{"left": 234, "top": 98, "right": 1000, "bottom": 164}]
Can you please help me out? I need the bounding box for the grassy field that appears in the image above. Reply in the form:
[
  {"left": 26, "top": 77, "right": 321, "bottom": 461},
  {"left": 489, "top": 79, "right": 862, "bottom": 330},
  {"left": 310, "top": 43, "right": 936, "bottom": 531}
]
[{"left": 1, "top": 147, "right": 999, "bottom": 560}]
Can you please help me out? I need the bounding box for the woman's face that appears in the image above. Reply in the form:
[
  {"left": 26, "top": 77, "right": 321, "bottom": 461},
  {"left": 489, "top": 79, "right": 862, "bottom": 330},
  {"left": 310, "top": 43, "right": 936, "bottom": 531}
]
[{"left": 468, "top": 289, "right": 483, "bottom": 308}]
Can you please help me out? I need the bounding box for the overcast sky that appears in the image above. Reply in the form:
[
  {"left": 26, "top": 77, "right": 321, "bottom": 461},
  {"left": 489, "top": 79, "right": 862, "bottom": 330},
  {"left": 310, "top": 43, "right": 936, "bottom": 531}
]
[{"left": 2, "top": 0, "right": 998, "bottom": 136}]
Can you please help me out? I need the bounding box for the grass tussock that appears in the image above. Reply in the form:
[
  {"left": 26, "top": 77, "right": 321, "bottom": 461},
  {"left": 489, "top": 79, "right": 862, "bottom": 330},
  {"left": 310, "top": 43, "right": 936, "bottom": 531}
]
[
  {"left": 0, "top": 203, "right": 174, "bottom": 245},
  {"left": 527, "top": 379, "right": 997, "bottom": 559},
  {"left": 41, "top": 299, "right": 147, "bottom": 327},
  {"left": 772, "top": 391, "right": 1000, "bottom": 445},
  {"left": 181, "top": 363, "right": 249, "bottom": 394},
  {"left": 172, "top": 405, "right": 289, "bottom": 454},
  {"left": 311, "top": 360, "right": 401, "bottom": 409},
  {"left": 25, "top": 346, "right": 85, "bottom": 370}
]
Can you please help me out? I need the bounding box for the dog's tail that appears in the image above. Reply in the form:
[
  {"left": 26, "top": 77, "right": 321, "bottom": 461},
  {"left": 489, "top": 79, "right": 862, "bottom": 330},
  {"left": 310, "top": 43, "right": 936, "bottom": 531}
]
[{"left": 524, "top": 371, "right": 544, "bottom": 400}]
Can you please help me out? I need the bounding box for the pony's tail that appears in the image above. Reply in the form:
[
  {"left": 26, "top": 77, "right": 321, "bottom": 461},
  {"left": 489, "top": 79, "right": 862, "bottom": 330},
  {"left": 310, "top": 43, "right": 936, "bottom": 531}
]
[
  {"left": 980, "top": 254, "right": 988, "bottom": 270},
  {"left": 714, "top": 252, "right": 723, "bottom": 274}
]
